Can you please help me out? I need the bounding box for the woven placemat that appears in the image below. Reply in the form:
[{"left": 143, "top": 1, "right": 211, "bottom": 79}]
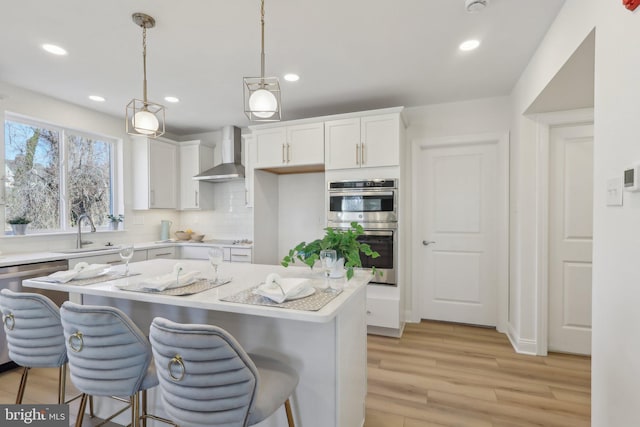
[
  {"left": 221, "top": 286, "right": 342, "bottom": 311},
  {"left": 117, "top": 278, "right": 221, "bottom": 296}
]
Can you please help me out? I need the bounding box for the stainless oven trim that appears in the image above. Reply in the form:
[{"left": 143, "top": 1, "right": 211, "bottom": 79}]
[{"left": 328, "top": 190, "right": 395, "bottom": 198}]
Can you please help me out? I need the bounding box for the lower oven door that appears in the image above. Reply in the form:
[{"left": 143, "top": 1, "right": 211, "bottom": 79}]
[{"left": 356, "top": 229, "right": 396, "bottom": 285}]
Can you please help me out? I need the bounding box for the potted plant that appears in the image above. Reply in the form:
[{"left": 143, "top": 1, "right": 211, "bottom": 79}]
[
  {"left": 281, "top": 222, "right": 380, "bottom": 280},
  {"left": 7, "top": 216, "right": 31, "bottom": 235},
  {"left": 107, "top": 214, "right": 124, "bottom": 231}
]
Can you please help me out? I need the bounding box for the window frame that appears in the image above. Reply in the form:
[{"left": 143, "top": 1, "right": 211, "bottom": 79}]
[{"left": 3, "top": 112, "right": 123, "bottom": 235}]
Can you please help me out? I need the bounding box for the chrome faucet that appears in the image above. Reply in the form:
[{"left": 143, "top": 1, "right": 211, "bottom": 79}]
[{"left": 76, "top": 213, "right": 96, "bottom": 249}]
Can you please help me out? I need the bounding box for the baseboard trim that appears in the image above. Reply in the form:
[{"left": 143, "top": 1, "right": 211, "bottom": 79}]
[
  {"left": 507, "top": 322, "right": 538, "bottom": 355},
  {"left": 368, "top": 322, "right": 405, "bottom": 338}
]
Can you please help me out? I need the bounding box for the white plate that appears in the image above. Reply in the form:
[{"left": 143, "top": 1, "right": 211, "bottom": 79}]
[{"left": 286, "top": 287, "right": 316, "bottom": 301}]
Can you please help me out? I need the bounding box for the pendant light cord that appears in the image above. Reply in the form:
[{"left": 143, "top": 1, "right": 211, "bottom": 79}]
[
  {"left": 260, "top": 0, "right": 265, "bottom": 81},
  {"left": 142, "top": 25, "right": 148, "bottom": 106}
]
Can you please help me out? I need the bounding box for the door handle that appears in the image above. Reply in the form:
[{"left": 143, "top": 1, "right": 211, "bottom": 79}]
[{"left": 422, "top": 240, "right": 436, "bottom": 246}]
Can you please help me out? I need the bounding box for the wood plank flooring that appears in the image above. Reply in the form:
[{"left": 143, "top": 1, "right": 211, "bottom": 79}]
[
  {"left": 0, "top": 320, "right": 590, "bottom": 427},
  {"left": 364, "top": 321, "right": 591, "bottom": 427}
]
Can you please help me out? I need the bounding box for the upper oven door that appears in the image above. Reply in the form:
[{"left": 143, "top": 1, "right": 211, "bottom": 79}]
[{"left": 328, "top": 190, "right": 397, "bottom": 223}]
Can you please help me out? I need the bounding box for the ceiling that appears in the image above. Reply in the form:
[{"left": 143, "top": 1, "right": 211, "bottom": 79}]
[{"left": 0, "top": 0, "right": 565, "bottom": 136}]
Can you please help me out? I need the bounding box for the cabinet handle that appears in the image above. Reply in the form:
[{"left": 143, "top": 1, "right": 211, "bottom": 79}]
[
  {"left": 153, "top": 252, "right": 173, "bottom": 257},
  {"left": 366, "top": 310, "right": 372, "bottom": 315},
  {"left": 282, "top": 144, "right": 286, "bottom": 163},
  {"left": 150, "top": 190, "right": 155, "bottom": 206},
  {"left": 106, "top": 260, "right": 122, "bottom": 265},
  {"left": 287, "top": 143, "right": 291, "bottom": 163},
  {"left": 361, "top": 142, "right": 365, "bottom": 165},
  {"left": 355, "top": 145, "right": 360, "bottom": 165},
  {"left": 195, "top": 191, "right": 198, "bottom": 207},
  {"left": 232, "top": 254, "right": 250, "bottom": 257}
]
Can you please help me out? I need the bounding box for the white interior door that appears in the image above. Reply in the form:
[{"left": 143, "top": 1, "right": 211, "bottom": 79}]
[
  {"left": 548, "top": 124, "right": 593, "bottom": 355},
  {"left": 417, "top": 140, "right": 500, "bottom": 327}
]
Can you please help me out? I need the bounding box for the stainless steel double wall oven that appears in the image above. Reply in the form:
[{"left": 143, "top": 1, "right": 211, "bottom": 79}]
[{"left": 328, "top": 179, "right": 398, "bottom": 285}]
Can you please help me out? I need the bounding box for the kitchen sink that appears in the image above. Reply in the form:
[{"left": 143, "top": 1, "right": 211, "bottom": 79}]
[{"left": 57, "top": 247, "right": 117, "bottom": 254}]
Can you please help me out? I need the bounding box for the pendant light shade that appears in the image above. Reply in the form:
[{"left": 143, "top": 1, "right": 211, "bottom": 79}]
[
  {"left": 244, "top": 0, "right": 281, "bottom": 121},
  {"left": 126, "top": 13, "right": 165, "bottom": 138}
]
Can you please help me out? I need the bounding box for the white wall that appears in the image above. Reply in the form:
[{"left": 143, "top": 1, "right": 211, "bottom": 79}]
[
  {"left": 590, "top": 2, "right": 640, "bottom": 425},
  {"left": 278, "top": 172, "right": 326, "bottom": 260},
  {"left": 507, "top": 0, "right": 597, "bottom": 351}
]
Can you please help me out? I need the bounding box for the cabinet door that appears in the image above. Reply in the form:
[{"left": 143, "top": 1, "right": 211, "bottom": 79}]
[
  {"left": 287, "top": 123, "right": 324, "bottom": 166},
  {"left": 254, "top": 128, "right": 286, "bottom": 168},
  {"left": 361, "top": 114, "right": 400, "bottom": 168},
  {"left": 149, "top": 140, "right": 177, "bottom": 208},
  {"left": 325, "top": 118, "right": 361, "bottom": 170},
  {"left": 179, "top": 144, "right": 200, "bottom": 209}
]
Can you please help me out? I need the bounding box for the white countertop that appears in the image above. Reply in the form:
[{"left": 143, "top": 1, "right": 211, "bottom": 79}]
[
  {"left": 22, "top": 259, "right": 370, "bottom": 323},
  {"left": 0, "top": 240, "right": 252, "bottom": 268}
]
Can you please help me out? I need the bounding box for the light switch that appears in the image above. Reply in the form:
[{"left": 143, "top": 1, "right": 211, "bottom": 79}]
[{"left": 607, "top": 177, "right": 623, "bottom": 206}]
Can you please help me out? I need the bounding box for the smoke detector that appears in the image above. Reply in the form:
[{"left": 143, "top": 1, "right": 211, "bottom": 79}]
[{"left": 465, "top": 0, "right": 489, "bottom": 13}]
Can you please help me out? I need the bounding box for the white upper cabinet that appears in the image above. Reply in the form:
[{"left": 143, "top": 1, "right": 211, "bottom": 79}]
[
  {"left": 325, "top": 113, "right": 401, "bottom": 170},
  {"left": 253, "top": 122, "right": 324, "bottom": 169},
  {"left": 179, "top": 140, "right": 215, "bottom": 210},
  {"left": 133, "top": 137, "right": 178, "bottom": 209}
]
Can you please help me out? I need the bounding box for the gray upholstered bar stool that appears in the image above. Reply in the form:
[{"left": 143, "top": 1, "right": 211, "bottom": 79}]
[
  {"left": 0, "top": 288, "right": 70, "bottom": 404},
  {"left": 60, "top": 301, "right": 175, "bottom": 427},
  {"left": 149, "top": 317, "right": 299, "bottom": 427}
]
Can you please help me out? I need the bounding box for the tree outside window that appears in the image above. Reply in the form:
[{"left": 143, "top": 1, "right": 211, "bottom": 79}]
[{"left": 4, "top": 118, "right": 116, "bottom": 234}]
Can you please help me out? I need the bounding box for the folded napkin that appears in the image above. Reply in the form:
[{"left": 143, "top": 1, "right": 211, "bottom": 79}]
[
  {"left": 40, "top": 262, "right": 109, "bottom": 283},
  {"left": 138, "top": 263, "right": 200, "bottom": 291},
  {"left": 253, "top": 273, "right": 311, "bottom": 303}
]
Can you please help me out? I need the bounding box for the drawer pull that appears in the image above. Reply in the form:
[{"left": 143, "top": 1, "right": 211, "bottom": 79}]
[
  {"left": 366, "top": 310, "right": 372, "bottom": 315},
  {"left": 106, "top": 260, "right": 122, "bottom": 265},
  {"left": 232, "top": 254, "right": 249, "bottom": 257},
  {"left": 154, "top": 252, "right": 172, "bottom": 257}
]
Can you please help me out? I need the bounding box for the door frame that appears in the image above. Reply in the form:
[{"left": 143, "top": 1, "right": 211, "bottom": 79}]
[
  {"left": 410, "top": 132, "right": 510, "bottom": 333},
  {"left": 532, "top": 108, "right": 594, "bottom": 355}
]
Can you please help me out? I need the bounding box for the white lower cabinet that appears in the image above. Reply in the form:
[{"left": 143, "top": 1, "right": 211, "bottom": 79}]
[
  {"left": 366, "top": 284, "right": 400, "bottom": 330},
  {"left": 68, "top": 249, "right": 147, "bottom": 268},
  {"left": 179, "top": 246, "right": 252, "bottom": 263},
  {"left": 146, "top": 247, "right": 176, "bottom": 260}
]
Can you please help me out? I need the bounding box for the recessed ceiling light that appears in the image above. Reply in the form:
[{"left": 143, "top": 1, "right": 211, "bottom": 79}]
[
  {"left": 42, "top": 44, "right": 67, "bottom": 56},
  {"left": 284, "top": 74, "right": 300, "bottom": 82},
  {"left": 88, "top": 95, "right": 105, "bottom": 102},
  {"left": 164, "top": 96, "right": 180, "bottom": 103},
  {"left": 459, "top": 39, "right": 480, "bottom": 51}
]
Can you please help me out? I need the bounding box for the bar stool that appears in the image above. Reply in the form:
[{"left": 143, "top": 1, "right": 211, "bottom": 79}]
[
  {"left": 149, "top": 317, "right": 299, "bottom": 427},
  {"left": 0, "top": 289, "right": 69, "bottom": 404},
  {"left": 60, "top": 301, "right": 175, "bottom": 427}
]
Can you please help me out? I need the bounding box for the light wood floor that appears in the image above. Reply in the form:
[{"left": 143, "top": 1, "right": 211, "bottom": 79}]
[
  {"left": 0, "top": 320, "right": 590, "bottom": 427},
  {"left": 364, "top": 321, "right": 591, "bottom": 427}
]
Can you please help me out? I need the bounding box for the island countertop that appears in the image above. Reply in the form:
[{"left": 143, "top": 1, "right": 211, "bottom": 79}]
[{"left": 22, "top": 258, "right": 371, "bottom": 323}]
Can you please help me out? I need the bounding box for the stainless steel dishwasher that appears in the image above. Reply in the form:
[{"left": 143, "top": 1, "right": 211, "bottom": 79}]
[{"left": 0, "top": 259, "right": 69, "bottom": 371}]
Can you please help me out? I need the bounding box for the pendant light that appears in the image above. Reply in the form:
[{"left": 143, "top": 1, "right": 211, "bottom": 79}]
[
  {"left": 244, "top": 0, "right": 281, "bottom": 121},
  {"left": 126, "top": 13, "right": 165, "bottom": 138}
]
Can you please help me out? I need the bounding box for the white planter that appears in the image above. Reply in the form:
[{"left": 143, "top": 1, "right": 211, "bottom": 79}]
[
  {"left": 10, "top": 224, "right": 28, "bottom": 235},
  {"left": 109, "top": 222, "right": 120, "bottom": 231}
]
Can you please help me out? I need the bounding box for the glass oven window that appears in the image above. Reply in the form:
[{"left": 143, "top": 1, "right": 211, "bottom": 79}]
[
  {"left": 329, "top": 194, "right": 394, "bottom": 213},
  {"left": 357, "top": 234, "right": 393, "bottom": 269}
]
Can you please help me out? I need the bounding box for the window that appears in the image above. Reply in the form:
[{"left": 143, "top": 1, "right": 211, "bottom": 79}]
[{"left": 4, "top": 116, "right": 118, "bottom": 234}]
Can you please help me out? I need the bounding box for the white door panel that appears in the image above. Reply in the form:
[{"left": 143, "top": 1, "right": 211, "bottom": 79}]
[
  {"left": 548, "top": 124, "right": 593, "bottom": 355},
  {"left": 419, "top": 142, "right": 498, "bottom": 327}
]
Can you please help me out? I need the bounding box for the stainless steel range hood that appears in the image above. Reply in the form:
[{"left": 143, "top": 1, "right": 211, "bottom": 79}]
[{"left": 194, "top": 126, "right": 245, "bottom": 182}]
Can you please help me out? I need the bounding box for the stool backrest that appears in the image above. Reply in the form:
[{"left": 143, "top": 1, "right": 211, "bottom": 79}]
[
  {"left": 0, "top": 289, "right": 67, "bottom": 368},
  {"left": 149, "top": 317, "right": 259, "bottom": 427},
  {"left": 60, "top": 301, "right": 152, "bottom": 397}
]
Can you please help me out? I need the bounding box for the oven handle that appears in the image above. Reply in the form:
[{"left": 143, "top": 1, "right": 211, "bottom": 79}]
[
  {"left": 352, "top": 229, "right": 394, "bottom": 237},
  {"left": 329, "top": 191, "right": 395, "bottom": 198}
]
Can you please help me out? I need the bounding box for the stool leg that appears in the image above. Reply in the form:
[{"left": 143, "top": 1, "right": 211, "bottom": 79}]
[
  {"left": 89, "top": 395, "right": 95, "bottom": 418},
  {"left": 16, "top": 367, "right": 30, "bottom": 404},
  {"left": 284, "top": 398, "right": 295, "bottom": 427},
  {"left": 57, "top": 365, "right": 67, "bottom": 404},
  {"left": 141, "top": 389, "right": 148, "bottom": 427},
  {"left": 75, "top": 394, "right": 88, "bottom": 427},
  {"left": 130, "top": 393, "right": 140, "bottom": 427}
]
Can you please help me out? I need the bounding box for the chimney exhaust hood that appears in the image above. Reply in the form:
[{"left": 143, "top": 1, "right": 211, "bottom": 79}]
[{"left": 194, "top": 126, "right": 245, "bottom": 182}]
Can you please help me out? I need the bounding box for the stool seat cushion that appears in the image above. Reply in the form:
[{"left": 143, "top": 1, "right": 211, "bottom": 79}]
[{"left": 247, "top": 354, "right": 299, "bottom": 425}]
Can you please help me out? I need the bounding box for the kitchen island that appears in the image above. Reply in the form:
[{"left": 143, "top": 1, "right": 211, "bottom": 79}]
[{"left": 23, "top": 259, "right": 369, "bottom": 427}]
